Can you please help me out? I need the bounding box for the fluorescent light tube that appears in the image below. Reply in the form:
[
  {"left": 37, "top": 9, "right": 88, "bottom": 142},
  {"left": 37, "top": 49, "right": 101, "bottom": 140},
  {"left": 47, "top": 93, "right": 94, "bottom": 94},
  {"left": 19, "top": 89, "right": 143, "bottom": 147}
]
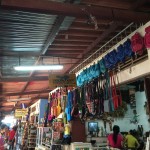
[
  {"left": 14, "top": 65, "right": 63, "bottom": 71},
  {"left": 7, "top": 97, "right": 31, "bottom": 102}
]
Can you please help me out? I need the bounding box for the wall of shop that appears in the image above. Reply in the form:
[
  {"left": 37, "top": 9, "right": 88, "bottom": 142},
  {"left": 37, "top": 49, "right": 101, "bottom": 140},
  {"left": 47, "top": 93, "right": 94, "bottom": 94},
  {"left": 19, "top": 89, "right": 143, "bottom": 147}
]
[{"left": 86, "top": 91, "right": 150, "bottom": 135}]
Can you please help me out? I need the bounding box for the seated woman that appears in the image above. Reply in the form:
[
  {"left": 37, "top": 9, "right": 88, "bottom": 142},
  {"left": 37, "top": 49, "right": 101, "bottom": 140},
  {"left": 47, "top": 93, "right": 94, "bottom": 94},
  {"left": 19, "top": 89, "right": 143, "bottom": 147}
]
[
  {"left": 107, "top": 125, "right": 123, "bottom": 150},
  {"left": 125, "top": 130, "right": 139, "bottom": 150}
]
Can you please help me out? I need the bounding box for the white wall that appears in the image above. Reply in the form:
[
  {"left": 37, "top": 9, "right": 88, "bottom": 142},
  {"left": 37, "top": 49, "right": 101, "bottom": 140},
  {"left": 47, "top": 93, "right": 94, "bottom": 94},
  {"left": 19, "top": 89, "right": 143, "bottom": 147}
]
[{"left": 86, "top": 91, "right": 150, "bottom": 134}]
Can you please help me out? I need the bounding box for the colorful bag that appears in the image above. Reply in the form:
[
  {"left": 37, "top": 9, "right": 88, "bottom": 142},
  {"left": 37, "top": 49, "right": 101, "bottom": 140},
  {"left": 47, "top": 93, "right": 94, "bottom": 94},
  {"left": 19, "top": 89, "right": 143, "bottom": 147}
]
[
  {"left": 99, "top": 59, "right": 106, "bottom": 73},
  {"left": 103, "top": 72, "right": 114, "bottom": 112},
  {"left": 144, "top": 26, "right": 150, "bottom": 48},
  {"left": 124, "top": 39, "right": 133, "bottom": 57},
  {"left": 94, "top": 62, "right": 101, "bottom": 78},
  {"left": 110, "top": 72, "right": 122, "bottom": 109},
  {"left": 131, "top": 32, "right": 144, "bottom": 55},
  {"left": 116, "top": 45, "right": 125, "bottom": 62},
  {"left": 107, "top": 50, "right": 118, "bottom": 67},
  {"left": 104, "top": 54, "right": 113, "bottom": 69}
]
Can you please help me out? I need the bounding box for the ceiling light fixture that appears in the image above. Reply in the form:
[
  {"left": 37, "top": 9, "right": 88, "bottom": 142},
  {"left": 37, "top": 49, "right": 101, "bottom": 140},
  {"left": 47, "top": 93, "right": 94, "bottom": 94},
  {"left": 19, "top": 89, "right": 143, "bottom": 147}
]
[
  {"left": 14, "top": 65, "right": 63, "bottom": 71},
  {"left": 7, "top": 97, "right": 31, "bottom": 102}
]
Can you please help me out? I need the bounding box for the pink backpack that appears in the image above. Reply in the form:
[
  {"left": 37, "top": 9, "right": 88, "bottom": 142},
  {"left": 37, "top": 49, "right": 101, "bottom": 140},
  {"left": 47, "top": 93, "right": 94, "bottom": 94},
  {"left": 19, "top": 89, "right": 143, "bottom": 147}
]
[
  {"left": 131, "top": 32, "right": 144, "bottom": 55},
  {"left": 144, "top": 26, "right": 150, "bottom": 48}
]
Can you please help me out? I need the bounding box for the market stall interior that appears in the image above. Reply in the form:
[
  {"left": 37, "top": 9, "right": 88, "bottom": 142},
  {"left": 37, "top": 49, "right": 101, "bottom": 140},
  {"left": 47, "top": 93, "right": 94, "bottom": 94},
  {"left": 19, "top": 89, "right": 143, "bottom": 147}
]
[
  {"left": 0, "top": 0, "right": 149, "bottom": 114},
  {"left": 0, "top": 0, "right": 150, "bottom": 150}
]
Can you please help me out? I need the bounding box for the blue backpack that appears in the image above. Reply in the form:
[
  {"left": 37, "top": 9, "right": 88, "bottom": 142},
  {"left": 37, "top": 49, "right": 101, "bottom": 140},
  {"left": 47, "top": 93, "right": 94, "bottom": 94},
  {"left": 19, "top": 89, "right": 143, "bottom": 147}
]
[
  {"left": 116, "top": 45, "right": 125, "bottom": 62},
  {"left": 104, "top": 54, "right": 113, "bottom": 69},
  {"left": 123, "top": 39, "right": 133, "bottom": 57},
  {"left": 107, "top": 50, "right": 118, "bottom": 68}
]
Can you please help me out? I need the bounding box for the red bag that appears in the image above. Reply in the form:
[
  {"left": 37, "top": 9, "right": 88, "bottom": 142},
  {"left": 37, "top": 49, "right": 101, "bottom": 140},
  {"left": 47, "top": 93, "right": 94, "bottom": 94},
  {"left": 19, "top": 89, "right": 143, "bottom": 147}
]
[
  {"left": 131, "top": 32, "right": 144, "bottom": 55},
  {"left": 110, "top": 72, "right": 122, "bottom": 110},
  {"left": 144, "top": 26, "right": 150, "bottom": 48}
]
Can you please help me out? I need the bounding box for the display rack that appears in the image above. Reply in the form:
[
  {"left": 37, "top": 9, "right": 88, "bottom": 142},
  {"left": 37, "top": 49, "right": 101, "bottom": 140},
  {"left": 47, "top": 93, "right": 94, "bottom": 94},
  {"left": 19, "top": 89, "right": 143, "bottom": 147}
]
[
  {"left": 36, "top": 127, "right": 53, "bottom": 148},
  {"left": 27, "top": 124, "right": 37, "bottom": 149},
  {"left": 21, "top": 122, "right": 29, "bottom": 150}
]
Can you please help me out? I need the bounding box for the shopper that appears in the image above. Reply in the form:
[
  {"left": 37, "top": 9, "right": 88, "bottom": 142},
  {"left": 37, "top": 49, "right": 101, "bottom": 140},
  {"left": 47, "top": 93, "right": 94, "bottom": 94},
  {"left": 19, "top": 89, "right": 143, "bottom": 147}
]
[
  {"left": 107, "top": 125, "right": 123, "bottom": 149},
  {"left": 125, "top": 130, "right": 139, "bottom": 150},
  {"left": 0, "top": 131, "right": 5, "bottom": 150},
  {"left": 8, "top": 126, "right": 17, "bottom": 150},
  {"left": 4, "top": 126, "right": 10, "bottom": 142}
]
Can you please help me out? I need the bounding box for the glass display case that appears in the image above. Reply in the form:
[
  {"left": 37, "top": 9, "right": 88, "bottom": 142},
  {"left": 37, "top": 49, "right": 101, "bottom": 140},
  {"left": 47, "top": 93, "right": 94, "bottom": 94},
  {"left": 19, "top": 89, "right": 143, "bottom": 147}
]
[{"left": 36, "top": 127, "right": 53, "bottom": 148}]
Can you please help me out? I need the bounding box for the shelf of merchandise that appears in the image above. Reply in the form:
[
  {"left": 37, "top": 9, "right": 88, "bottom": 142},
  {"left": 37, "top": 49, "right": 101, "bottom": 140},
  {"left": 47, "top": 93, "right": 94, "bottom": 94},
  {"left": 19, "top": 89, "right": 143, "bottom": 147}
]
[
  {"left": 27, "top": 124, "right": 37, "bottom": 150},
  {"left": 36, "top": 127, "right": 53, "bottom": 149}
]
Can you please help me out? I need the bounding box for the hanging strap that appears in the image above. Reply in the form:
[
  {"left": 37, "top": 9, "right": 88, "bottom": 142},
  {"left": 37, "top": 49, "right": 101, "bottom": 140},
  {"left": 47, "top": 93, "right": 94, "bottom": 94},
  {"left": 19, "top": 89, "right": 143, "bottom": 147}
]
[
  {"left": 110, "top": 71, "right": 119, "bottom": 109},
  {"left": 115, "top": 72, "right": 122, "bottom": 106}
]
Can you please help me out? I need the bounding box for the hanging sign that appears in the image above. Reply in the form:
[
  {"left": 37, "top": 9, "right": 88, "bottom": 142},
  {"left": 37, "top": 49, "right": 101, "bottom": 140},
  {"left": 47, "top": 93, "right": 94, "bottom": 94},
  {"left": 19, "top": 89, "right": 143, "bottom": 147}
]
[
  {"left": 15, "top": 109, "right": 28, "bottom": 117},
  {"left": 49, "top": 74, "right": 76, "bottom": 87}
]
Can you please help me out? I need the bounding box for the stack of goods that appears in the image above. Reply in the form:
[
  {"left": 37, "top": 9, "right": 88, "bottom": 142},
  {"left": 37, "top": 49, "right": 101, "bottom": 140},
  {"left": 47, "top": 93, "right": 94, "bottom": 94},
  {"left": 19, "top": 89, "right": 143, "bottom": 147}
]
[
  {"left": 21, "top": 122, "right": 28, "bottom": 150},
  {"left": 42, "top": 128, "right": 52, "bottom": 147},
  {"left": 27, "top": 124, "right": 37, "bottom": 149},
  {"left": 52, "top": 120, "right": 64, "bottom": 142}
]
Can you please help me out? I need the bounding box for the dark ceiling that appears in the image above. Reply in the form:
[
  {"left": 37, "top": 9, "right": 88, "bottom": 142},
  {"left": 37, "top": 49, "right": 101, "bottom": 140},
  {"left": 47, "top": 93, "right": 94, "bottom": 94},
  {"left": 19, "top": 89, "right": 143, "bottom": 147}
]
[{"left": 0, "top": 0, "right": 149, "bottom": 113}]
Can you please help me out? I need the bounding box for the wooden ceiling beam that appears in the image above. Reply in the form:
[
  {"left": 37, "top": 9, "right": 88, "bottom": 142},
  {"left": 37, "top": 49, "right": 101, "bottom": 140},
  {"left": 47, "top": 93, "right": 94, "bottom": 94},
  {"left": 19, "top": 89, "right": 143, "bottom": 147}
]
[
  {"left": 47, "top": 50, "right": 83, "bottom": 54},
  {"left": 0, "top": 89, "right": 51, "bottom": 97},
  {"left": 0, "top": 76, "right": 48, "bottom": 82},
  {"left": 130, "top": 0, "right": 149, "bottom": 10},
  {"left": 48, "top": 46, "right": 86, "bottom": 50},
  {"left": 1, "top": 0, "right": 150, "bottom": 22},
  {"left": 81, "top": 0, "right": 131, "bottom": 10},
  {"left": 55, "top": 38, "right": 94, "bottom": 42},
  {"left": 52, "top": 41, "right": 91, "bottom": 45},
  {"left": 74, "top": 18, "right": 112, "bottom": 25},
  {"left": 59, "top": 30, "right": 102, "bottom": 37}
]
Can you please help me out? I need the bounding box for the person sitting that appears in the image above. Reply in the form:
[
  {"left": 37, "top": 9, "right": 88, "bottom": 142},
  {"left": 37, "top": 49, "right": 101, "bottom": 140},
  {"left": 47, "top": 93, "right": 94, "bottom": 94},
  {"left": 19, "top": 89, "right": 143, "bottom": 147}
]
[
  {"left": 107, "top": 125, "right": 123, "bottom": 149},
  {"left": 125, "top": 130, "right": 140, "bottom": 150}
]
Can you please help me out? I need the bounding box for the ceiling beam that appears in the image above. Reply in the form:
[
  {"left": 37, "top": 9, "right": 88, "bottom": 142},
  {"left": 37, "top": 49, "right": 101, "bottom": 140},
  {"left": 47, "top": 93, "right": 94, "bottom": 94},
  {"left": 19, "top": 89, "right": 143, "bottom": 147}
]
[
  {"left": 1, "top": 0, "right": 150, "bottom": 22},
  {"left": 56, "top": 35, "right": 96, "bottom": 41},
  {"left": 59, "top": 30, "right": 102, "bottom": 37},
  {"left": 130, "top": 0, "right": 148, "bottom": 10},
  {"left": 0, "top": 89, "right": 51, "bottom": 97},
  {"left": 47, "top": 50, "right": 83, "bottom": 54},
  {"left": 49, "top": 46, "right": 87, "bottom": 50},
  {"left": 0, "top": 76, "right": 48, "bottom": 82},
  {"left": 81, "top": 0, "right": 131, "bottom": 10}
]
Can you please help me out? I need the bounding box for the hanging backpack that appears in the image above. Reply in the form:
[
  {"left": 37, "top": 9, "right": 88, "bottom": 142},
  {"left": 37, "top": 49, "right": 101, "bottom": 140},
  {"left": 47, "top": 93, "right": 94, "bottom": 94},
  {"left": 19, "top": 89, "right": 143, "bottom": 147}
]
[
  {"left": 116, "top": 45, "right": 125, "bottom": 62},
  {"left": 144, "top": 26, "right": 150, "bottom": 48},
  {"left": 76, "top": 74, "right": 82, "bottom": 87},
  {"left": 94, "top": 62, "right": 101, "bottom": 78},
  {"left": 123, "top": 39, "right": 133, "bottom": 58},
  {"left": 131, "top": 32, "right": 144, "bottom": 55},
  {"left": 99, "top": 59, "right": 106, "bottom": 74},
  {"left": 107, "top": 50, "right": 118, "bottom": 67},
  {"left": 103, "top": 54, "right": 113, "bottom": 69}
]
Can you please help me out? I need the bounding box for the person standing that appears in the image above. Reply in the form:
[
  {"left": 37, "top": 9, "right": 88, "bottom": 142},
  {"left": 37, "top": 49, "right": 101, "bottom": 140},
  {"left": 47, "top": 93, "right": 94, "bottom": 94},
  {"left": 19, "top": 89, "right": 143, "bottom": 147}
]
[
  {"left": 107, "top": 125, "right": 123, "bottom": 149},
  {"left": 8, "top": 126, "right": 17, "bottom": 150},
  {"left": 0, "top": 131, "right": 5, "bottom": 150}
]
